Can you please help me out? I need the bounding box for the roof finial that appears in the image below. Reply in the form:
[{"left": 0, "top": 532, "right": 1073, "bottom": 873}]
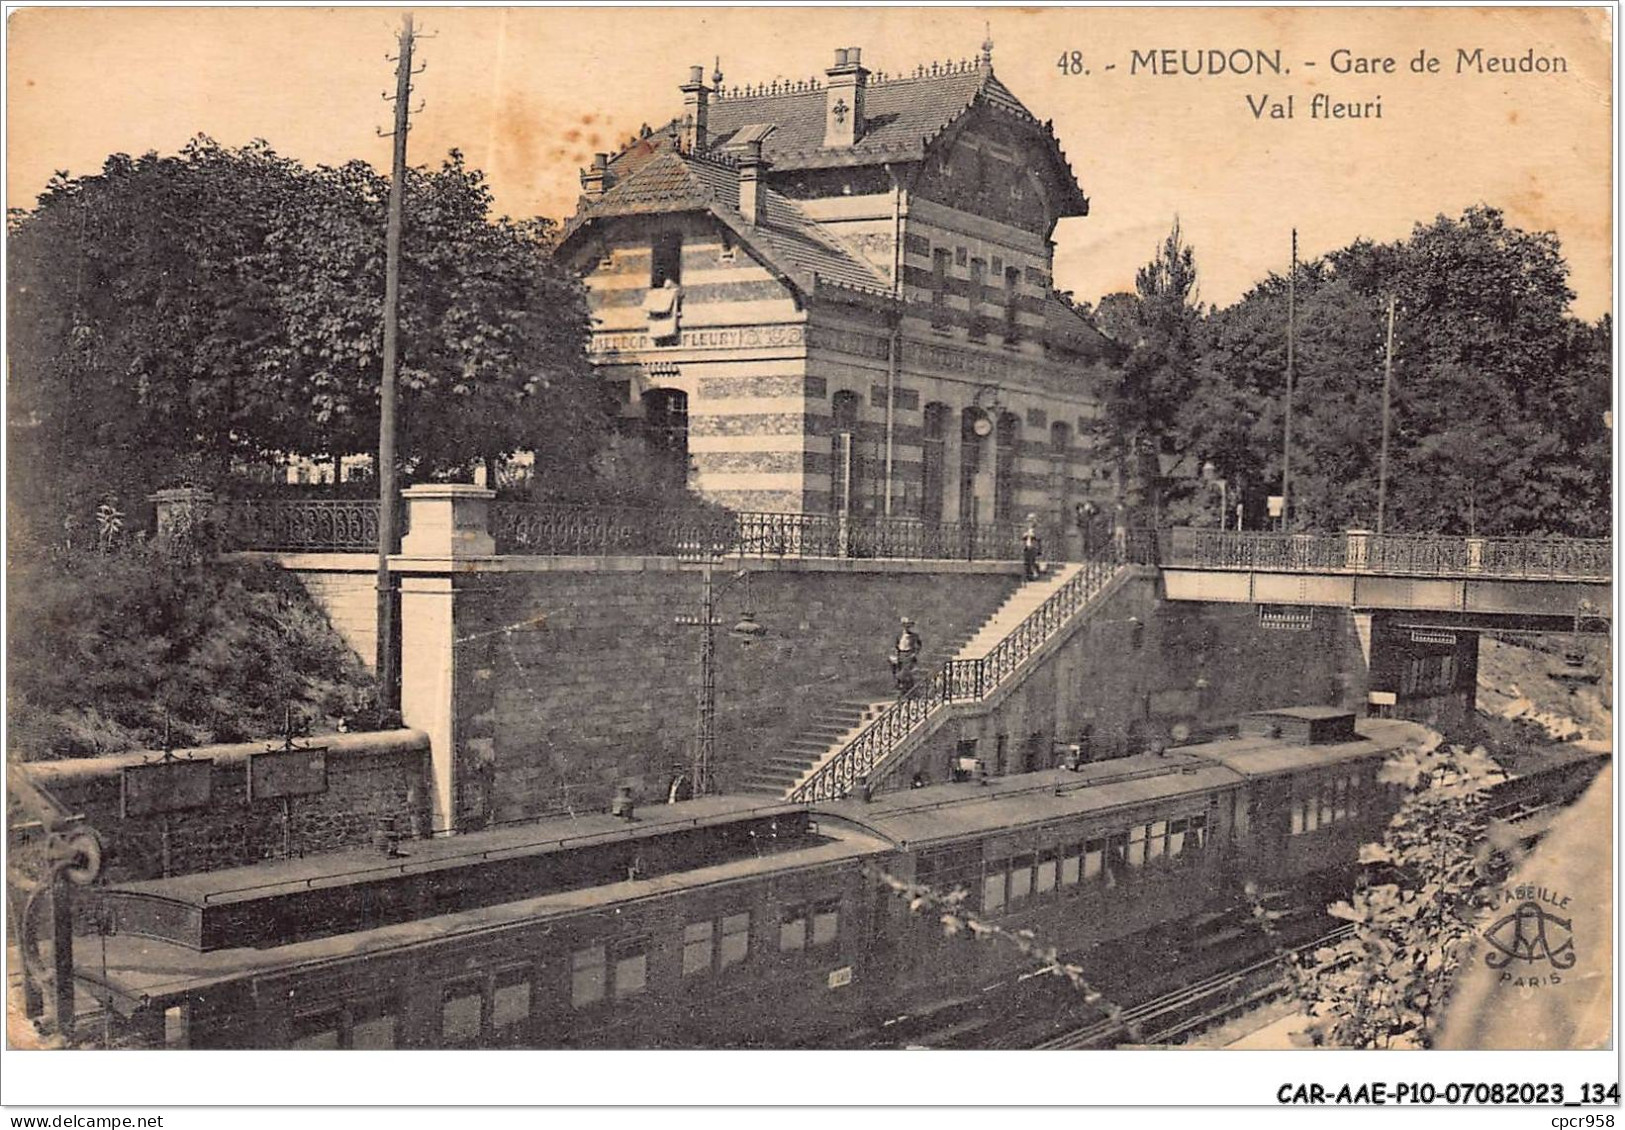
[
  {"left": 981, "top": 23, "right": 994, "bottom": 68},
  {"left": 713, "top": 56, "right": 724, "bottom": 87}
]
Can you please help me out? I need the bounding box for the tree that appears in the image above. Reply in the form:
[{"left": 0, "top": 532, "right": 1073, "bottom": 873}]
[
  {"left": 7, "top": 138, "right": 610, "bottom": 551},
  {"left": 1086, "top": 218, "right": 1206, "bottom": 524},
  {"left": 1293, "top": 739, "right": 1505, "bottom": 1048},
  {"left": 1190, "top": 207, "right": 1610, "bottom": 536}
]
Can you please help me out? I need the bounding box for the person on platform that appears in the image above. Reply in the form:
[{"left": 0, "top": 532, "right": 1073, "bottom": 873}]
[
  {"left": 889, "top": 616, "right": 923, "bottom": 696},
  {"left": 1022, "top": 514, "right": 1043, "bottom": 581}
]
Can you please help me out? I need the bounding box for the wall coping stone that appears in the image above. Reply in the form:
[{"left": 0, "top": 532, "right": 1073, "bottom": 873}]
[
  {"left": 16, "top": 728, "right": 430, "bottom": 788},
  {"left": 225, "top": 551, "right": 378, "bottom": 572}
]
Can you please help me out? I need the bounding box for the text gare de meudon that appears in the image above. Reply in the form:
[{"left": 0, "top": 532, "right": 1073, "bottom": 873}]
[{"left": 1127, "top": 47, "right": 1569, "bottom": 76}]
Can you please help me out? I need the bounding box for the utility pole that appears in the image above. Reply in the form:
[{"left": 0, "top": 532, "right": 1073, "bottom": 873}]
[
  {"left": 1376, "top": 295, "right": 1396, "bottom": 536},
  {"left": 1280, "top": 228, "right": 1297, "bottom": 532},
  {"left": 376, "top": 13, "right": 419, "bottom": 712}
]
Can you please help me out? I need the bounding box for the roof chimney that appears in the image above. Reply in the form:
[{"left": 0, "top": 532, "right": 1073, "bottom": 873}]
[
  {"left": 580, "top": 152, "right": 610, "bottom": 198},
  {"left": 681, "top": 64, "right": 711, "bottom": 152},
  {"left": 824, "top": 45, "right": 869, "bottom": 148},
  {"left": 737, "top": 139, "right": 769, "bottom": 225}
]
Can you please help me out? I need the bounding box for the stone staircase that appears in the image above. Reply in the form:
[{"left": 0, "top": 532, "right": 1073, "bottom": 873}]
[
  {"left": 736, "top": 620, "right": 983, "bottom": 798},
  {"left": 953, "top": 564, "right": 1082, "bottom": 659},
  {"left": 740, "top": 569, "right": 1083, "bottom": 798},
  {"left": 738, "top": 698, "right": 892, "bottom": 797}
]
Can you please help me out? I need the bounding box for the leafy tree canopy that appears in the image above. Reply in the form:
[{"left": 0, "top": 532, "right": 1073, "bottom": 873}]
[
  {"left": 1088, "top": 207, "right": 1610, "bottom": 537},
  {"left": 8, "top": 137, "right": 613, "bottom": 549}
]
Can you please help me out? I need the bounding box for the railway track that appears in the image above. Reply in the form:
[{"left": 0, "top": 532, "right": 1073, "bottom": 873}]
[{"left": 1032, "top": 925, "right": 1355, "bottom": 1050}]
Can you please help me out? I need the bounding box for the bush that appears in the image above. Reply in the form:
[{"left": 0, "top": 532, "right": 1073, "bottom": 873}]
[{"left": 7, "top": 546, "right": 378, "bottom": 759}]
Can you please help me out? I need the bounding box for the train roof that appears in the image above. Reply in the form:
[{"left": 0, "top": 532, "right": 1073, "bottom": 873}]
[
  {"left": 819, "top": 751, "right": 1239, "bottom": 848},
  {"left": 108, "top": 794, "right": 806, "bottom": 909},
  {"left": 1185, "top": 717, "right": 1432, "bottom": 779},
  {"left": 83, "top": 808, "right": 892, "bottom": 1010}
]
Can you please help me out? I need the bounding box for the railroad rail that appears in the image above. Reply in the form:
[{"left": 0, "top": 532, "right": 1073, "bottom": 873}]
[{"left": 1032, "top": 924, "right": 1355, "bottom": 1050}]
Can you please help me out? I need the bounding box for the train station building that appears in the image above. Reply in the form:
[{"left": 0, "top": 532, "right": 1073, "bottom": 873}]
[{"left": 556, "top": 40, "right": 1117, "bottom": 528}]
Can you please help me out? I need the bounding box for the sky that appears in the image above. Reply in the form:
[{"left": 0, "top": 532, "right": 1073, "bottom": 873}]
[{"left": 6, "top": 6, "right": 1614, "bottom": 319}]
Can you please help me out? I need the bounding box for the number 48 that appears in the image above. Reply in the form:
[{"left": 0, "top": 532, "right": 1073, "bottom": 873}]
[{"left": 1056, "top": 50, "right": 1087, "bottom": 75}]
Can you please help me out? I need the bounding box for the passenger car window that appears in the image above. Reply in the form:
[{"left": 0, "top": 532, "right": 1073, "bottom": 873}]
[
  {"left": 811, "top": 902, "right": 840, "bottom": 947},
  {"left": 720, "top": 912, "right": 750, "bottom": 968},
  {"left": 779, "top": 908, "right": 808, "bottom": 952},
  {"left": 982, "top": 867, "right": 1007, "bottom": 912},
  {"left": 571, "top": 945, "right": 607, "bottom": 1009},
  {"left": 441, "top": 980, "right": 483, "bottom": 1046},
  {"left": 683, "top": 920, "right": 715, "bottom": 976},
  {"left": 613, "top": 945, "right": 648, "bottom": 999},
  {"left": 492, "top": 967, "right": 532, "bottom": 1033}
]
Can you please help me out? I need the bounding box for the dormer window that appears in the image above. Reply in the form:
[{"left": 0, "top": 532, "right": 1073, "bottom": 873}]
[{"left": 651, "top": 231, "right": 682, "bottom": 288}]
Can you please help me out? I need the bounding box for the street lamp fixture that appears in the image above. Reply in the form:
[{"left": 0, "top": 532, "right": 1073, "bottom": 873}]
[
  {"left": 970, "top": 384, "right": 1003, "bottom": 438},
  {"left": 1201, "top": 460, "right": 1230, "bottom": 531}
]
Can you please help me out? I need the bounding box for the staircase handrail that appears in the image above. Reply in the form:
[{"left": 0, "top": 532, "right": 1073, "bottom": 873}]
[{"left": 788, "top": 555, "right": 1126, "bottom": 802}]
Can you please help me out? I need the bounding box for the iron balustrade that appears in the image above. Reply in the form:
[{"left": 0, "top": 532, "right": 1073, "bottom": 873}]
[
  {"left": 215, "top": 497, "right": 1058, "bottom": 561},
  {"left": 218, "top": 499, "right": 383, "bottom": 552},
  {"left": 1157, "top": 528, "right": 1610, "bottom": 582},
  {"left": 788, "top": 554, "right": 1128, "bottom": 803},
  {"left": 493, "top": 504, "right": 1044, "bottom": 562},
  {"left": 491, "top": 502, "right": 739, "bottom": 557}
]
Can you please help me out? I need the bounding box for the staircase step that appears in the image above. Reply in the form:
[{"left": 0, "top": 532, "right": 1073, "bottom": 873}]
[
  {"left": 764, "top": 758, "right": 817, "bottom": 772},
  {"left": 741, "top": 775, "right": 802, "bottom": 791}
]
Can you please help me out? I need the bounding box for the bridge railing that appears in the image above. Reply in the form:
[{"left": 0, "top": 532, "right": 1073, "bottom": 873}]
[
  {"left": 788, "top": 554, "right": 1127, "bottom": 803},
  {"left": 1158, "top": 528, "right": 1611, "bottom": 582},
  {"left": 216, "top": 498, "right": 385, "bottom": 553}
]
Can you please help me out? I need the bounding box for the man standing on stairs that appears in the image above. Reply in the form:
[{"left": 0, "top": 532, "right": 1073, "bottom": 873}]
[
  {"left": 1022, "top": 514, "right": 1043, "bottom": 581},
  {"left": 890, "top": 616, "right": 923, "bottom": 697}
]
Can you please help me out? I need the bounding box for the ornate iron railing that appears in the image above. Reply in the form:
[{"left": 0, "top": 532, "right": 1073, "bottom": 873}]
[
  {"left": 491, "top": 503, "right": 739, "bottom": 557},
  {"left": 1158, "top": 528, "right": 1611, "bottom": 582},
  {"left": 492, "top": 504, "right": 1044, "bottom": 562},
  {"left": 788, "top": 555, "right": 1129, "bottom": 803},
  {"left": 218, "top": 499, "right": 383, "bottom": 552}
]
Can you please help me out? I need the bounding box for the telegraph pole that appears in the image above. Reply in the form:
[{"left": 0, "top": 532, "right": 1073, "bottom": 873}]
[
  {"left": 1376, "top": 295, "right": 1396, "bottom": 536},
  {"left": 1279, "top": 228, "right": 1297, "bottom": 532},
  {"left": 376, "top": 14, "right": 418, "bottom": 712}
]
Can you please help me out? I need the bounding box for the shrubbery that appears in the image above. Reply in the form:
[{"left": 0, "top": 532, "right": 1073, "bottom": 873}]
[{"left": 8, "top": 546, "right": 378, "bottom": 759}]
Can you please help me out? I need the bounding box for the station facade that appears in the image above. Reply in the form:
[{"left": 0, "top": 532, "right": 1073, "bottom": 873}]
[{"left": 558, "top": 41, "right": 1118, "bottom": 529}]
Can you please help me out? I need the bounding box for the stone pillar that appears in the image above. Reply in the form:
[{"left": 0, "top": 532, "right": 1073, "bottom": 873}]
[
  {"left": 1344, "top": 528, "right": 1371, "bottom": 572},
  {"left": 148, "top": 486, "right": 216, "bottom": 544},
  {"left": 399, "top": 483, "right": 496, "bottom": 559},
  {"left": 394, "top": 483, "right": 497, "bottom": 834},
  {"left": 1465, "top": 537, "right": 1486, "bottom": 574}
]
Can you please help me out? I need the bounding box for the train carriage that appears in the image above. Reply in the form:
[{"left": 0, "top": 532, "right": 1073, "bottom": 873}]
[
  {"left": 59, "top": 708, "right": 1590, "bottom": 1050},
  {"left": 85, "top": 799, "right": 892, "bottom": 1049}
]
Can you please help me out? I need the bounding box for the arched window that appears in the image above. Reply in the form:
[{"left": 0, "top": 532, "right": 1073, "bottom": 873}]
[
  {"left": 959, "top": 407, "right": 986, "bottom": 524},
  {"left": 830, "top": 391, "right": 863, "bottom": 516},
  {"left": 993, "top": 412, "right": 1020, "bottom": 523},
  {"left": 1050, "top": 421, "right": 1072, "bottom": 527},
  {"left": 641, "top": 388, "right": 689, "bottom": 489},
  {"left": 921, "top": 403, "right": 949, "bottom": 524}
]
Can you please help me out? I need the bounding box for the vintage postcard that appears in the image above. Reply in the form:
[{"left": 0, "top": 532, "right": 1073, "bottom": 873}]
[{"left": 3, "top": 3, "right": 1615, "bottom": 1117}]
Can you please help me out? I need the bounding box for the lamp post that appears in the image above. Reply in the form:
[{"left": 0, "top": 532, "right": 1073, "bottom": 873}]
[
  {"left": 675, "top": 557, "right": 767, "bottom": 797},
  {"left": 1201, "top": 461, "right": 1228, "bottom": 530}
]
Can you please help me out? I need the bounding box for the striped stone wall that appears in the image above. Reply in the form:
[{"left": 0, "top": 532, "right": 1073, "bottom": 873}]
[{"left": 586, "top": 216, "right": 814, "bottom": 512}]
